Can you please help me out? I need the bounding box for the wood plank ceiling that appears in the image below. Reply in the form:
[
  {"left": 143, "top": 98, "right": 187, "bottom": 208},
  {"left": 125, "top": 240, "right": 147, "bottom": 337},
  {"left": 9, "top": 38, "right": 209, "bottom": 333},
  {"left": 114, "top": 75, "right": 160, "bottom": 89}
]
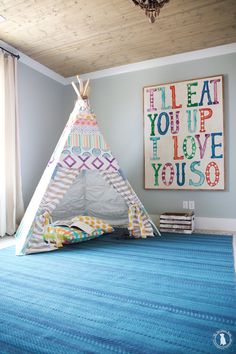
[{"left": 0, "top": 0, "right": 236, "bottom": 77}]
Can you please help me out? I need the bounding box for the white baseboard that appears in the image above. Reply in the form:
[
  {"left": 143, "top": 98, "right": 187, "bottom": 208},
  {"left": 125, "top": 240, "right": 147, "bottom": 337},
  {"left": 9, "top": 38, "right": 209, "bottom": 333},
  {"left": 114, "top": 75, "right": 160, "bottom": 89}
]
[
  {"left": 149, "top": 214, "right": 236, "bottom": 233},
  {"left": 194, "top": 217, "right": 236, "bottom": 233}
]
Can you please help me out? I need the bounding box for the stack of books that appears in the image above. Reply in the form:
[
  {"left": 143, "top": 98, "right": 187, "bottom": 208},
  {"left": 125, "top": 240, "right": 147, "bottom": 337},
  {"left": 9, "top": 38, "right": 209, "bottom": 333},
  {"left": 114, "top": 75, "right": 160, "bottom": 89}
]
[{"left": 160, "top": 212, "right": 195, "bottom": 234}]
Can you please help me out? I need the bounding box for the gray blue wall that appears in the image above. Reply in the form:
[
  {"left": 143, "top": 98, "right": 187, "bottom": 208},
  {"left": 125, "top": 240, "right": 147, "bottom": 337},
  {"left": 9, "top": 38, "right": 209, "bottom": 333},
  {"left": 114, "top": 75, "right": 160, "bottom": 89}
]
[
  {"left": 18, "top": 52, "right": 236, "bottom": 219},
  {"left": 65, "top": 53, "right": 235, "bottom": 219},
  {"left": 18, "top": 62, "right": 66, "bottom": 206}
]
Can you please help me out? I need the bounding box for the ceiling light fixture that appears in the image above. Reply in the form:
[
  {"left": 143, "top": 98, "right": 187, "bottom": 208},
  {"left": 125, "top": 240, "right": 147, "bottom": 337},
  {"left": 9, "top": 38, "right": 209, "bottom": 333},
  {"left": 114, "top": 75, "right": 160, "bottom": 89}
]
[{"left": 131, "top": 0, "right": 169, "bottom": 23}]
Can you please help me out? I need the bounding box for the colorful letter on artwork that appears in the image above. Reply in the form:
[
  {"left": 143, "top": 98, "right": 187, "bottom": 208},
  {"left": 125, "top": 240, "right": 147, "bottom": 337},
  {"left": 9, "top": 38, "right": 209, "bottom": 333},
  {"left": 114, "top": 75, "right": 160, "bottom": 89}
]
[{"left": 143, "top": 75, "right": 224, "bottom": 190}]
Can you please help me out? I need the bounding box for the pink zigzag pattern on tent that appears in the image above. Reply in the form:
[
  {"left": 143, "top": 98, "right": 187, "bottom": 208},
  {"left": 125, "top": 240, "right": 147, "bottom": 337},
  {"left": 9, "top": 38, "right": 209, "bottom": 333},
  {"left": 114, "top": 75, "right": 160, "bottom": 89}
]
[{"left": 60, "top": 151, "right": 120, "bottom": 171}]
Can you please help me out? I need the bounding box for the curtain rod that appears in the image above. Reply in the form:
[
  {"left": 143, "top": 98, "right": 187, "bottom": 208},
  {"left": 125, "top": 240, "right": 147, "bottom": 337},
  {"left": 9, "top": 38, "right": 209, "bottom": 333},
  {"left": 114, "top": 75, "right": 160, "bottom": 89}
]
[{"left": 0, "top": 46, "right": 20, "bottom": 60}]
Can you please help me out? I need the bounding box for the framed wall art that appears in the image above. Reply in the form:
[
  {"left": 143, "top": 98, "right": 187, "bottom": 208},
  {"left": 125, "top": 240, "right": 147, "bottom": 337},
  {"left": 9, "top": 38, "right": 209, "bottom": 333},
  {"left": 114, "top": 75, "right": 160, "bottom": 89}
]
[{"left": 143, "top": 75, "right": 224, "bottom": 190}]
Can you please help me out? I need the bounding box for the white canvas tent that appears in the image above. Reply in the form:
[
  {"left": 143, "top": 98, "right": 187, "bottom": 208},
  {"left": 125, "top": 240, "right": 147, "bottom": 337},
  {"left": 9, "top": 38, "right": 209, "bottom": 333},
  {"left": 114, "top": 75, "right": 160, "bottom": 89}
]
[{"left": 16, "top": 77, "right": 159, "bottom": 255}]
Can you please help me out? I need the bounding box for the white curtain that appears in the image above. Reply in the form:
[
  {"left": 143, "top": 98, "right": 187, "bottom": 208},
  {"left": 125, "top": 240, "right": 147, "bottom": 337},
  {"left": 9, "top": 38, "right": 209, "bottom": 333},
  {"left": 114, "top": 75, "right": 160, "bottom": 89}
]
[{"left": 0, "top": 50, "right": 24, "bottom": 236}]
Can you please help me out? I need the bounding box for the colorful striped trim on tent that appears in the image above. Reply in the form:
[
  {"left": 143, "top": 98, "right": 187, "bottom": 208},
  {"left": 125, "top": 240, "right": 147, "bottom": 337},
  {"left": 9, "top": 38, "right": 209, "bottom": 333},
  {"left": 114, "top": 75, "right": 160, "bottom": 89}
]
[
  {"left": 100, "top": 170, "right": 154, "bottom": 238},
  {"left": 25, "top": 167, "right": 78, "bottom": 253},
  {"left": 39, "top": 167, "right": 78, "bottom": 214},
  {"left": 128, "top": 205, "right": 153, "bottom": 237},
  {"left": 74, "top": 114, "right": 96, "bottom": 124},
  {"left": 67, "top": 133, "right": 110, "bottom": 151}
]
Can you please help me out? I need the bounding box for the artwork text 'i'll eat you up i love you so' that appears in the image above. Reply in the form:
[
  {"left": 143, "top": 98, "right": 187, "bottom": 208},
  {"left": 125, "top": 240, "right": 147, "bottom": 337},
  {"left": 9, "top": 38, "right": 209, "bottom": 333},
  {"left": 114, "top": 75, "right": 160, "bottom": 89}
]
[{"left": 143, "top": 75, "right": 224, "bottom": 190}]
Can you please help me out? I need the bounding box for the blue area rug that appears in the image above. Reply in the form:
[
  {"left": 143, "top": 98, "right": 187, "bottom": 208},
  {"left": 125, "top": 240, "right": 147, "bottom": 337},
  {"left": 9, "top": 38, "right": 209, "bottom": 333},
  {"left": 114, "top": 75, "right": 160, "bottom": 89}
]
[{"left": 0, "top": 232, "right": 235, "bottom": 353}]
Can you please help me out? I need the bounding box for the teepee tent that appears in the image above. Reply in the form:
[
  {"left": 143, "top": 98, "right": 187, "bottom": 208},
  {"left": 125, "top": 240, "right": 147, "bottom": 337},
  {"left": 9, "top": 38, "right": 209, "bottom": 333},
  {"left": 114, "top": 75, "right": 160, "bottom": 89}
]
[{"left": 16, "top": 77, "right": 159, "bottom": 255}]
